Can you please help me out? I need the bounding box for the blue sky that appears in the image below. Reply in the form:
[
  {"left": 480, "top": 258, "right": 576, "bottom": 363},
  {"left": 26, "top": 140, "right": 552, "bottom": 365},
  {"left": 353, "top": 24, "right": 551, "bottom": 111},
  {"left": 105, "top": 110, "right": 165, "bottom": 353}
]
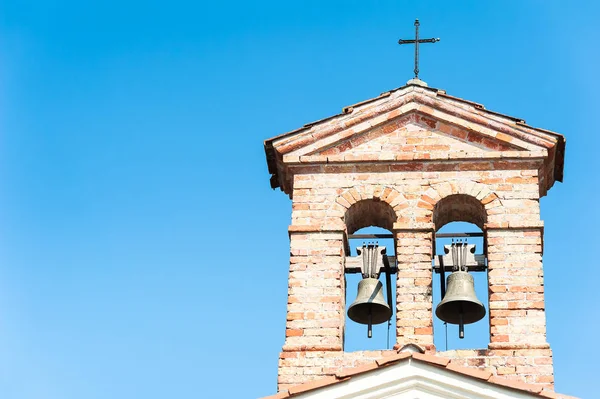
[{"left": 0, "top": 1, "right": 598, "bottom": 398}]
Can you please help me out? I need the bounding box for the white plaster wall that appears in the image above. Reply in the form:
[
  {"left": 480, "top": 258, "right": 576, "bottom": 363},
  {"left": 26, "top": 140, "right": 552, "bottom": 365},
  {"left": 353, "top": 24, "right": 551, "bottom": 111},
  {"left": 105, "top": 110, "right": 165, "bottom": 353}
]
[{"left": 297, "top": 360, "right": 537, "bottom": 399}]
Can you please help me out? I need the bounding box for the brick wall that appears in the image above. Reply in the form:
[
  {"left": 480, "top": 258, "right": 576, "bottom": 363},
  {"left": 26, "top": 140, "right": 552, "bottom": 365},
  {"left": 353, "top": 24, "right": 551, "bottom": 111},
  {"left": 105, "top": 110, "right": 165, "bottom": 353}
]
[{"left": 277, "top": 164, "right": 553, "bottom": 391}]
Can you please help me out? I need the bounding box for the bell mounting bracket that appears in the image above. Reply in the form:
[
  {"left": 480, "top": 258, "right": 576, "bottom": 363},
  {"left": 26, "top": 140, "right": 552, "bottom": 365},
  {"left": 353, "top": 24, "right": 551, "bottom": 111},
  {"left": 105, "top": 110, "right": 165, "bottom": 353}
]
[{"left": 433, "top": 242, "right": 485, "bottom": 273}]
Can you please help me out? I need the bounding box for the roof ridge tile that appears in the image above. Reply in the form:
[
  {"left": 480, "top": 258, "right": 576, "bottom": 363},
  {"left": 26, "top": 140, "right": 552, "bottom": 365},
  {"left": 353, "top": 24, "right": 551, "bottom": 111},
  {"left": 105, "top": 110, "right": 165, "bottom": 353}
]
[
  {"left": 411, "top": 352, "right": 450, "bottom": 367},
  {"left": 375, "top": 351, "right": 412, "bottom": 366}
]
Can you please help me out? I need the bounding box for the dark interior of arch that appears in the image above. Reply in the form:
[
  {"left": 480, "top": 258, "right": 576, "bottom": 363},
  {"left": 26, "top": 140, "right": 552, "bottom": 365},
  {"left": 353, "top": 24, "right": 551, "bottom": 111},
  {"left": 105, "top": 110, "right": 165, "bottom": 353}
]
[
  {"left": 433, "top": 194, "right": 486, "bottom": 231},
  {"left": 344, "top": 199, "right": 397, "bottom": 234}
]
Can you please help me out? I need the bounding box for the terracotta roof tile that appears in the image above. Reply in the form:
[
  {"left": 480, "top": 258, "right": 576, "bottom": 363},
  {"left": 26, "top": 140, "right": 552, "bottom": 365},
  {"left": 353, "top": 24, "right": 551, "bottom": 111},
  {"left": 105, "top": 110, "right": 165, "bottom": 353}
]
[
  {"left": 288, "top": 376, "right": 347, "bottom": 396},
  {"left": 488, "top": 375, "right": 544, "bottom": 394},
  {"left": 411, "top": 352, "right": 450, "bottom": 367},
  {"left": 539, "top": 389, "right": 562, "bottom": 399},
  {"left": 445, "top": 362, "right": 493, "bottom": 381},
  {"left": 437, "top": 92, "right": 486, "bottom": 111},
  {"left": 260, "top": 390, "right": 290, "bottom": 399},
  {"left": 335, "top": 362, "right": 379, "bottom": 379},
  {"left": 394, "top": 343, "right": 427, "bottom": 353},
  {"left": 342, "top": 91, "right": 392, "bottom": 114},
  {"left": 375, "top": 351, "right": 411, "bottom": 367}
]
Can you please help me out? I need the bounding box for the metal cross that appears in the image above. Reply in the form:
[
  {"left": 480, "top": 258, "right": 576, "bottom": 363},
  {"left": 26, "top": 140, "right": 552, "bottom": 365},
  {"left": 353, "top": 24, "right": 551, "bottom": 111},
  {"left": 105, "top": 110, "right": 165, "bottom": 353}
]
[{"left": 398, "top": 19, "right": 440, "bottom": 79}]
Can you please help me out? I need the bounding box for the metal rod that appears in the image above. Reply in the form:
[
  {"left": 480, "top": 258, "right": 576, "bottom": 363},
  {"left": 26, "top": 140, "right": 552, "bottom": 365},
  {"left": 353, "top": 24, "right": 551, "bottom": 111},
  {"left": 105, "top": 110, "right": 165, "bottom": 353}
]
[
  {"left": 383, "top": 254, "right": 394, "bottom": 312},
  {"left": 368, "top": 311, "right": 372, "bottom": 338},
  {"left": 360, "top": 245, "right": 367, "bottom": 278},
  {"left": 414, "top": 19, "right": 420, "bottom": 78},
  {"left": 349, "top": 234, "right": 395, "bottom": 239},
  {"left": 461, "top": 240, "right": 468, "bottom": 272},
  {"left": 348, "top": 232, "right": 484, "bottom": 240},
  {"left": 433, "top": 264, "right": 486, "bottom": 273},
  {"left": 437, "top": 233, "right": 484, "bottom": 238},
  {"left": 439, "top": 253, "right": 446, "bottom": 298},
  {"left": 398, "top": 19, "right": 439, "bottom": 80},
  {"left": 451, "top": 239, "right": 457, "bottom": 272},
  {"left": 387, "top": 320, "right": 391, "bottom": 349},
  {"left": 459, "top": 312, "right": 464, "bottom": 339},
  {"left": 445, "top": 322, "right": 448, "bottom": 351}
]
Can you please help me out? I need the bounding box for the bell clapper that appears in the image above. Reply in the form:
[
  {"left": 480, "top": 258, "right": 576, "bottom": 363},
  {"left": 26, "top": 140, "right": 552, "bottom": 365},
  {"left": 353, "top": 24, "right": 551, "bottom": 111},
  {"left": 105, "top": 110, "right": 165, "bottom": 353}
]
[
  {"left": 367, "top": 309, "right": 372, "bottom": 338},
  {"left": 459, "top": 312, "right": 464, "bottom": 339}
]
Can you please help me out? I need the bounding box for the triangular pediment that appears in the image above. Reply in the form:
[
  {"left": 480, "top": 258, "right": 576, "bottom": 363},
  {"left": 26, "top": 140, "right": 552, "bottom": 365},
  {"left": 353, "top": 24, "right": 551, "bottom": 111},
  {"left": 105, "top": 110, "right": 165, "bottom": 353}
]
[
  {"left": 308, "top": 115, "right": 524, "bottom": 160},
  {"left": 264, "top": 83, "right": 565, "bottom": 195}
]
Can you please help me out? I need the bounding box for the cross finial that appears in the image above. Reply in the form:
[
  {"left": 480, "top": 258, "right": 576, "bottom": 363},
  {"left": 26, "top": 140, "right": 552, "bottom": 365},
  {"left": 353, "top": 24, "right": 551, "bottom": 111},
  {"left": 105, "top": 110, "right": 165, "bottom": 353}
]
[{"left": 398, "top": 19, "right": 440, "bottom": 79}]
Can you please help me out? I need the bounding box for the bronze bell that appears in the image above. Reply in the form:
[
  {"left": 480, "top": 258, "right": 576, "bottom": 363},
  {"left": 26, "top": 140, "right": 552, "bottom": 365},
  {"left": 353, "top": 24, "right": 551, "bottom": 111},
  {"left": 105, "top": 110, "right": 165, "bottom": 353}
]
[
  {"left": 347, "top": 278, "right": 392, "bottom": 326},
  {"left": 347, "top": 243, "right": 394, "bottom": 338},
  {"left": 436, "top": 270, "right": 486, "bottom": 338}
]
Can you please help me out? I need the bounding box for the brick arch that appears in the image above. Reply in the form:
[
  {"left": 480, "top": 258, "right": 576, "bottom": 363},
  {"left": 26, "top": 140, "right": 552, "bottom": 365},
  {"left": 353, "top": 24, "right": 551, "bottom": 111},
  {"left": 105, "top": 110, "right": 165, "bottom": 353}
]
[
  {"left": 330, "top": 185, "right": 409, "bottom": 234},
  {"left": 417, "top": 181, "right": 501, "bottom": 230}
]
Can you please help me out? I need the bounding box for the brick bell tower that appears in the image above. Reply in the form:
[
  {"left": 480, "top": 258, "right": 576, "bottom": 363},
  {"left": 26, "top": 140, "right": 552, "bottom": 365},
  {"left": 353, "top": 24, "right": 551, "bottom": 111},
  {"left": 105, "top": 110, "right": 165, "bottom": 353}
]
[{"left": 263, "top": 79, "right": 565, "bottom": 393}]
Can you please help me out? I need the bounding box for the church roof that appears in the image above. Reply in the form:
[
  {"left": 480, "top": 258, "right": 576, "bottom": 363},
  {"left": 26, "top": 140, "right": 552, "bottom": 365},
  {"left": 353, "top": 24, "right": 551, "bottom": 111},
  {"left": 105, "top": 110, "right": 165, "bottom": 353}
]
[
  {"left": 261, "top": 349, "right": 577, "bottom": 399},
  {"left": 264, "top": 81, "right": 565, "bottom": 197}
]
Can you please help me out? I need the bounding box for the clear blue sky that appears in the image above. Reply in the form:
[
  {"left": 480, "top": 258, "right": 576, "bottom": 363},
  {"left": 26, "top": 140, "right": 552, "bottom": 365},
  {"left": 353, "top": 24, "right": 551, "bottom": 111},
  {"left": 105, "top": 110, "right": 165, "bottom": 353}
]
[{"left": 0, "top": 1, "right": 597, "bottom": 398}]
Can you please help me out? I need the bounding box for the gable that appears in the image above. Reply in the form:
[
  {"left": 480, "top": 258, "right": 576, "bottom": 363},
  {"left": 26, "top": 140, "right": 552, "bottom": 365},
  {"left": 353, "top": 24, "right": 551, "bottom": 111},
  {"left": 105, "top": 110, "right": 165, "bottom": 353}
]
[{"left": 264, "top": 83, "right": 565, "bottom": 196}]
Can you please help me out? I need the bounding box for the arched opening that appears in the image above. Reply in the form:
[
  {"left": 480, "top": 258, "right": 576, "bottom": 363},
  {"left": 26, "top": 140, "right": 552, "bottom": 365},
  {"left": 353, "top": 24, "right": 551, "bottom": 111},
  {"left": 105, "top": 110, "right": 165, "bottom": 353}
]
[
  {"left": 433, "top": 194, "right": 486, "bottom": 231},
  {"left": 432, "top": 195, "right": 490, "bottom": 350},
  {"left": 344, "top": 199, "right": 397, "bottom": 351},
  {"left": 345, "top": 198, "right": 396, "bottom": 235}
]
